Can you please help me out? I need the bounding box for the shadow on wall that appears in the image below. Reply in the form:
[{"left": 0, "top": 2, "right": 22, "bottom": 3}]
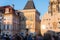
[{"left": 17, "top": 11, "right": 27, "bottom": 36}]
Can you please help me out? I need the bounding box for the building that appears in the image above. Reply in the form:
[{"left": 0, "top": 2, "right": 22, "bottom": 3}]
[
  {"left": 0, "top": 5, "right": 21, "bottom": 35},
  {"left": 0, "top": 0, "right": 41, "bottom": 35},
  {"left": 19, "top": 0, "right": 40, "bottom": 34},
  {"left": 16, "top": 11, "right": 26, "bottom": 36},
  {"left": 41, "top": 0, "right": 60, "bottom": 35}
]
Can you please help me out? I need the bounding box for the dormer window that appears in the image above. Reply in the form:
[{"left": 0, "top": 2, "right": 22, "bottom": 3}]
[{"left": 5, "top": 8, "right": 9, "bottom": 13}]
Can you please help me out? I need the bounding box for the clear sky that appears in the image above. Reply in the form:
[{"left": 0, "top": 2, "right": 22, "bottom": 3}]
[{"left": 0, "top": 0, "right": 49, "bottom": 17}]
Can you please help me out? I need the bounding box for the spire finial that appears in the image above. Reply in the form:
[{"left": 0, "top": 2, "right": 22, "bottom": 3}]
[{"left": 28, "top": 0, "right": 32, "bottom": 1}]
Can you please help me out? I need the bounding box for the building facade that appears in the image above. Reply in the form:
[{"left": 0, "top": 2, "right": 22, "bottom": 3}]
[
  {"left": 0, "top": 0, "right": 41, "bottom": 35},
  {"left": 41, "top": 0, "right": 60, "bottom": 35},
  {"left": 20, "top": 0, "right": 40, "bottom": 34},
  {"left": 0, "top": 6, "right": 21, "bottom": 35}
]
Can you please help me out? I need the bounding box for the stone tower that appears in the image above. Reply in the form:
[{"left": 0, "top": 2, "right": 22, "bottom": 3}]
[
  {"left": 20, "top": 0, "right": 40, "bottom": 34},
  {"left": 48, "top": 0, "right": 60, "bottom": 15},
  {"left": 41, "top": 0, "right": 60, "bottom": 35}
]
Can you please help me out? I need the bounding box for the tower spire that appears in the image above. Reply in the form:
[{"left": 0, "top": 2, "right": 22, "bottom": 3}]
[
  {"left": 24, "top": 0, "right": 35, "bottom": 9},
  {"left": 48, "top": 0, "right": 59, "bottom": 15}
]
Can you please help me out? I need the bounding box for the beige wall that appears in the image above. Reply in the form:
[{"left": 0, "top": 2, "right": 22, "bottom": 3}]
[
  {"left": 2, "top": 13, "right": 20, "bottom": 35},
  {"left": 20, "top": 9, "right": 40, "bottom": 34},
  {"left": 41, "top": 12, "right": 60, "bottom": 35},
  {"left": 3, "top": 14, "right": 13, "bottom": 24}
]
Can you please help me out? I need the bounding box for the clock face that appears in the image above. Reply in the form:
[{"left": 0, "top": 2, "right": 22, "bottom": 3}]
[{"left": 52, "top": 5, "right": 56, "bottom": 8}]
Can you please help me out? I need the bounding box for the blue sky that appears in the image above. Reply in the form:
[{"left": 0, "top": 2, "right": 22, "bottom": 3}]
[{"left": 0, "top": 0, "right": 49, "bottom": 17}]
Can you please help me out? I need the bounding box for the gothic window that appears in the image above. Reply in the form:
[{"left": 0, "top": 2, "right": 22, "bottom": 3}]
[
  {"left": 52, "top": 5, "right": 56, "bottom": 9},
  {"left": 48, "top": 10, "right": 51, "bottom": 13},
  {"left": 52, "top": 22, "right": 57, "bottom": 29},
  {"left": 58, "top": 0, "right": 60, "bottom": 3},
  {"left": 30, "top": 17, "right": 33, "bottom": 21},
  {"left": 46, "top": 19, "right": 48, "bottom": 20},
  {"left": 59, "top": 22, "right": 60, "bottom": 24},
  {"left": 48, "top": 6, "right": 51, "bottom": 13},
  {"left": 52, "top": 5, "right": 56, "bottom": 12},
  {"left": 58, "top": 4, "right": 60, "bottom": 12}
]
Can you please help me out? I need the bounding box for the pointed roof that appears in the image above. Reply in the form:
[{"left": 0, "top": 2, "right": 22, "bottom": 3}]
[{"left": 24, "top": 0, "right": 36, "bottom": 9}]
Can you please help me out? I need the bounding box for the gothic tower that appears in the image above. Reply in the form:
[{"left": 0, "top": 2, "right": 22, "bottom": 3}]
[
  {"left": 48, "top": 0, "right": 60, "bottom": 15},
  {"left": 20, "top": 0, "right": 40, "bottom": 34},
  {"left": 41, "top": 0, "right": 60, "bottom": 35}
]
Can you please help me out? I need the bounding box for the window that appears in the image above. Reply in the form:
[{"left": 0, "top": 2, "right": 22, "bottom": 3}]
[
  {"left": 5, "top": 8, "right": 9, "bottom": 13},
  {"left": 4, "top": 17, "right": 10, "bottom": 20},
  {"left": 58, "top": 4, "right": 60, "bottom": 12},
  {"left": 58, "top": 18, "right": 59, "bottom": 20},
  {"left": 26, "top": 16, "right": 33, "bottom": 21},
  {"left": 30, "top": 17, "right": 33, "bottom": 21},
  {"left": 59, "top": 22, "right": 60, "bottom": 24},
  {"left": 59, "top": 0, "right": 60, "bottom": 2},
  {"left": 52, "top": 5, "right": 56, "bottom": 9},
  {"left": 58, "top": 27, "right": 60, "bottom": 29},
  {"left": 50, "top": 27, "right": 52, "bottom": 29},
  {"left": 48, "top": 7, "right": 51, "bottom": 13},
  {"left": 0, "top": 23, "right": 1, "bottom": 30},
  {"left": 0, "top": 19, "right": 2, "bottom": 21},
  {"left": 46, "top": 19, "right": 48, "bottom": 20},
  {"left": 0, "top": 10, "right": 3, "bottom": 13},
  {"left": 7, "top": 24, "right": 9, "bottom": 30},
  {"left": 48, "top": 10, "right": 51, "bottom": 13},
  {"left": 49, "top": 19, "right": 51, "bottom": 20},
  {"left": 4, "top": 25, "right": 5, "bottom": 30}
]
